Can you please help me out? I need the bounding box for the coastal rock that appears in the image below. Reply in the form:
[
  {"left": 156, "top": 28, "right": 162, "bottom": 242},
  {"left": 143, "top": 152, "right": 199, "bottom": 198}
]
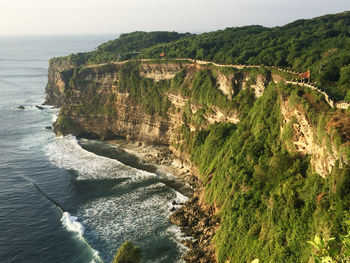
[
  {"left": 18, "top": 105, "right": 25, "bottom": 110},
  {"left": 36, "top": 105, "right": 44, "bottom": 110},
  {"left": 170, "top": 194, "right": 217, "bottom": 263}
]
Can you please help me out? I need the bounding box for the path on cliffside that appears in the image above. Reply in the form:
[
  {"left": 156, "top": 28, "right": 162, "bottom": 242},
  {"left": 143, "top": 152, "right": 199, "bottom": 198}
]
[{"left": 82, "top": 58, "right": 349, "bottom": 110}]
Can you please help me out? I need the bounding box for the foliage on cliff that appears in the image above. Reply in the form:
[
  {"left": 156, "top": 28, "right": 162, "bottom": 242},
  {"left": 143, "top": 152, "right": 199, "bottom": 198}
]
[
  {"left": 46, "top": 11, "right": 350, "bottom": 262},
  {"left": 49, "top": 58, "right": 350, "bottom": 262},
  {"left": 54, "top": 12, "right": 350, "bottom": 100},
  {"left": 112, "top": 241, "right": 142, "bottom": 263},
  {"left": 66, "top": 31, "right": 190, "bottom": 66},
  {"left": 139, "top": 11, "right": 350, "bottom": 101},
  {"left": 179, "top": 83, "right": 350, "bottom": 262}
]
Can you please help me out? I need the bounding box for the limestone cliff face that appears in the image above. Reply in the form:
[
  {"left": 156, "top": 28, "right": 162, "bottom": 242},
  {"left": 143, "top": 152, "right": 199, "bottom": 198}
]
[
  {"left": 52, "top": 63, "right": 178, "bottom": 144},
  {"left": 139, "top": 63, "right": 183, "bottom": 81},
  {"left": 46, "top": 59, "right": 349, "bottom": 179},
  {"left": 45, "top": 57, "right": 75, "bottom": 106},
  {"left": 48, "top": 61, "right": 242, "bottom": 146},
  {"left": 280, "top": 97, "right": 348, "bottom": 177}
]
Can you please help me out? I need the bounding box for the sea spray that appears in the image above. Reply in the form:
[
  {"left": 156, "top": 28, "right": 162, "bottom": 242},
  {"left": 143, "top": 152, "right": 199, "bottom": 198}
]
[
  {"left": 61, "top": 212, "right": 85, "bottom": 237},
  {"left": 60, "top": 212, "right": 104, "bottom": 263},
  {"left": 44, "top": 135, "right": 157, "bottom": 183},
  {"left": 44, "top": 134, "right": 191, "bottom": 262}
]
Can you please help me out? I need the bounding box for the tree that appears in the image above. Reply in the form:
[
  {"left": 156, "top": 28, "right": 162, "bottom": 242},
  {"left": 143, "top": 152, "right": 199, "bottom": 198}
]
[{"left": 112, "top": 241, "right": 142, "bottom": 263}]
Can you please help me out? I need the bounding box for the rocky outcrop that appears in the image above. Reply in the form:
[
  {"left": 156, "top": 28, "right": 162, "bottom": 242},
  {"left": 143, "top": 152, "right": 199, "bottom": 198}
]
[
  {"left": 241, "top": 73, "right": 267, "bottom": 98},
  {"left": 139, "top": 63, "right": 183, "bottom": 81},
  {"left": 280, "top": 97, "right": 339, "bottom": 177},
  {"left": 170, "top": 195, "right": 218, "bottom": 263},
  {"left": 45, "top": 57, "right": 75, "bottom": 106},
  {"left": 251, "top": 74, "right": 267, "bottom": 98},
  {"left": 47, "top": 61, "right": 248, "bottom": 145},
  {"left": 216, "top": 72, "right": 234, "bottom": 99}
]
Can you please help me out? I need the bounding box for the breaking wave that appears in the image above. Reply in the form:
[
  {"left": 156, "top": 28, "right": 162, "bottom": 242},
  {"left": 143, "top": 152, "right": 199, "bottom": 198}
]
[
  {"left": 44, "top": 134, "right": 189, "bottom": 262},
  {"left": 44, "top": 135, "right": 156, "bottom": 183},
  {"left": 61, "top": 212, "right": 84, "bottom": 237}
]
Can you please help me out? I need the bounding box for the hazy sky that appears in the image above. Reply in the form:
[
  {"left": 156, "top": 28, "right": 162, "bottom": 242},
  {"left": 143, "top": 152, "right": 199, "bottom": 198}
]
[{"left": 0, "top": 0, "right": 349, "bottom": 35}]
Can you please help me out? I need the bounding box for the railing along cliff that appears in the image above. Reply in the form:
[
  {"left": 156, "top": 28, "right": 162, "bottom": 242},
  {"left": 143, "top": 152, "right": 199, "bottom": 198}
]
[{"left": 82, "top": 58, "right": 350, "bottom": 110}]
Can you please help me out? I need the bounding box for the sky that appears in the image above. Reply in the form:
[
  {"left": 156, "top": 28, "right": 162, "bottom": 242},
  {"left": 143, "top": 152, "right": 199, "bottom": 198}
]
[{"left": 0, "top": 0, "right": 349, "bottom": 35}]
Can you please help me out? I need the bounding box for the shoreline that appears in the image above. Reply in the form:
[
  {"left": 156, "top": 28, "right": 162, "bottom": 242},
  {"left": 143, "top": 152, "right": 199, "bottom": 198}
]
[{"left": 104, "top": 138, "right": 218, "bottom": 263}]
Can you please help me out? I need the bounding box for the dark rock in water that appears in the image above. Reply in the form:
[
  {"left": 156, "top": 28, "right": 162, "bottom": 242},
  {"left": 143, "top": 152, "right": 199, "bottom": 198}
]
[
  {"left": 45, "top": 126, "right": 52, "bottom": 130},
  {"left": 172, "top": 200, "right": 177, "bottom": 205},
  {"left": 35, "top": 105, "right": 44, "bottom": 110},
  {"left": 18, "top": 105, "right": 25, "bottom": 110},
  {"left": 170, "top": 207, "right": 176, "bottom": 212}
]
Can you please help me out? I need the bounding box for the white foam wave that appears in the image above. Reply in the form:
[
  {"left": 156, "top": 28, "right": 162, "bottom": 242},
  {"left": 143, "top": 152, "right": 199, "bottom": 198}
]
[
  {"left": 174, "top": 190, "right": 188, "bottom": 205},
  {"left": 51, "top": 107, "right": 59, "bottom": 122},
  {"left": 61, "top": 212, "right": 104, "bottom": 263},
  {"left": 44, "top": 134, "right": 157, "bottom": 183},
  {"left": 165, "top": 225, "right": 190, "bottom": 256},
  {"left": 77, "top": 182, "right": 188, "bottom": 261},
  {"left": 44, "top": 134, "right": 191, "bottom": 261},
  {"left": 61, "top": 212, "right": 84, "bottom": 237}
]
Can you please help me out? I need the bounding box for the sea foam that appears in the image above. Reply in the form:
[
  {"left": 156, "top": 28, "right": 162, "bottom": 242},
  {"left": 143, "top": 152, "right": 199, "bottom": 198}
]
[
  {"left": 44, "top": 134, "right": 156, "bottom": 183},
  {"left": 61, "top": 212, "right": 104, "bottom": 263},
  {"left": 61, "top": 212, "right": 84, "bottom": 237},
  {"left": 45, "top": 134, "right": 190, "bottom": 262}
]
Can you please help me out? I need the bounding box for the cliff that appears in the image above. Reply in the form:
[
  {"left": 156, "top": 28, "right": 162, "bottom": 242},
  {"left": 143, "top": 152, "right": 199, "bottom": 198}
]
[
  {"left": 45, "top": 57, "right": 350, "bottom": 263},
  {"left": 46, "top": 60, "right": 243, "bottom": 144}
]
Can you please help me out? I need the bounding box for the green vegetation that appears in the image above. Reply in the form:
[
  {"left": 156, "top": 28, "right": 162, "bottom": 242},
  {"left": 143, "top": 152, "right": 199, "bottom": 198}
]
[
  {"left": 281, "top": 117, "right": 298, "bottom": 151},
  {"left": 112, "top": 241, "right": 142, "bottom": 263},
  {"left": 49, "top": 11, "right": 350, "bottom": 263},
  {"left": 56, "top": 12, "right": 350, "bottom": 100},
  {"left": 308, "top": 219, "right": 350, "bottom": 263},
  {"left": 61, "top": 31, "right": 190, "bottom": 66},
  {"left": 117, "top": 62, "right": 172, "bottom": 118},
  {"left": 139, "top": 11, "right": 350, "bottom": 100},
  {"left": 177, "top": 83, "right": 350, "bottom": 262},
  {"left": 55, "top": 115, "right": 74, "bottom": 129}
]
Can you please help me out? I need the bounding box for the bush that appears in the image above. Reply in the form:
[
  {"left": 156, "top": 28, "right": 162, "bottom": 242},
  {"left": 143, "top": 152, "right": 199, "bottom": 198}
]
[{"left": 112, "top": 241, "right": 142, "bottom": 263}]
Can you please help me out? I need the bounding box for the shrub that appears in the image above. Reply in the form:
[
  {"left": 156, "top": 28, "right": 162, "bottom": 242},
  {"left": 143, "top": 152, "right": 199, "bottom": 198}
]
[{"left": 112, "top": 241, "right": 142, "bottom": 263}]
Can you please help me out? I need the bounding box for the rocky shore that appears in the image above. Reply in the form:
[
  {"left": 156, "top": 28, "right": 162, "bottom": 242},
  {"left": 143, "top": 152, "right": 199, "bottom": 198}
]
[
  {"left": 170, "top": 194, "right": 219, "bottom": 263},
  {"left": 105, "top": 139, "right": 218, "bottom": 263}
]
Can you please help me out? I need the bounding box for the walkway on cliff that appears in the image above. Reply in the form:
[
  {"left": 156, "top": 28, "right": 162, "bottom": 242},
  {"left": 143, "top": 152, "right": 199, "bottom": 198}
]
[{"left": 84, "top": 58, "right": 349, "bottom": 110}]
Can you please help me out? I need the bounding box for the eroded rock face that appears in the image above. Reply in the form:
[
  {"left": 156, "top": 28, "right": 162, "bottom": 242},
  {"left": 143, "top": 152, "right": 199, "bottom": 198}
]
[
  {"left": 241, "top": 73, "right": 267, "bottom": 98},
  {"left": 280, "top": 98, "right": 337, "bottom": 177},
  {"left": 45, "top": 57, "right": 75, "bottom": 106},
  {"left": 251, "top": 74, "right": 267, "bottom": 98},
  {"left": 139, "top": 63, "right": 183, "bottom": 81},
  {"left": 48, "top": 61, "right": 243, "bottom": 146},
  {"left": 216, "top": 72, "right": 234, "bottom": 99}
]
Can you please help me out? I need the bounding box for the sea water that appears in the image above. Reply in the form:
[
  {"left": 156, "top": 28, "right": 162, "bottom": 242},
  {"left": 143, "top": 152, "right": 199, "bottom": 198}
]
[{"left": 0, "top": 35, "right": 189, "bottom": 263}]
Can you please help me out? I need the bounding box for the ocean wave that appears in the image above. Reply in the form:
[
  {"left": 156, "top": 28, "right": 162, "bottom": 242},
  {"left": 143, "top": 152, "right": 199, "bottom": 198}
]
[
  {"left": 61, "top": 212, "right": 85, "bottom": 237},
  {"left": 44, "top": 134, "right": 190, "bottom": 262},
  {"left": 44, "top": 134, "right": 157, "bottom": 183},
  {"left": 61, "top": 212, "right": 104, "bottom": 263},
  {"left": 77, "top": 182, "right": 187, "bottom": 262}
]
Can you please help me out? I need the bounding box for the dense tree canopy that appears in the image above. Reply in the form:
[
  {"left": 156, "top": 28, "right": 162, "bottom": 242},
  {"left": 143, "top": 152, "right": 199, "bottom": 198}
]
[
  {"left": 67, "top": 31, "right": 191, "bottom": 66},
  {"left": 61, "top": 11, "right": 350, "bottom": 100},
  {"left": 139, "top": 12, "right": 350, "bottom": 100}
]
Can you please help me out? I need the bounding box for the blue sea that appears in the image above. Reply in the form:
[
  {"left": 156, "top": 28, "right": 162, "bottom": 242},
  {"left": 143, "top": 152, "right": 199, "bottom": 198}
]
[{"left": 0, "top": 35, "right": 189, "bottom": 263}]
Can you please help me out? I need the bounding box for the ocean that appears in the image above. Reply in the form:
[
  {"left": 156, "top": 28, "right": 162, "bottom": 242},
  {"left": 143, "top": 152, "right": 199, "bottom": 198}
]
[{"left": 0, "top": 35, "right": 189, "bottom": 263}]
